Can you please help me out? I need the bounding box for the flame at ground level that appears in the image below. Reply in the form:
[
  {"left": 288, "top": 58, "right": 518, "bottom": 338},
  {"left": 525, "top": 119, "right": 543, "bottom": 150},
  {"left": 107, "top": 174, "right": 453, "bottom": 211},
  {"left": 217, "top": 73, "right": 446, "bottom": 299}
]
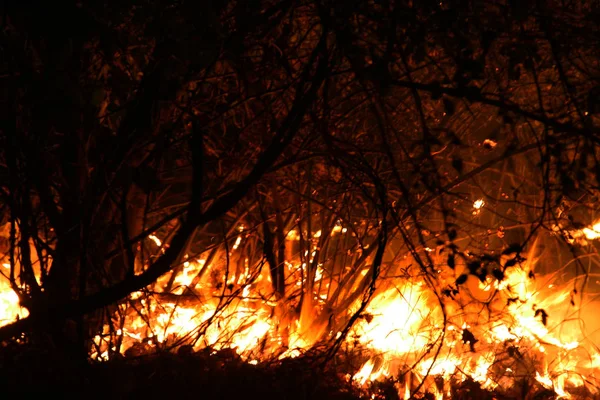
[
  {"left": 1, "top": 230, "right": 599, "bottom": 399},
  {"left": 76, "top": 246, "right": 600, "bottom": 399}
]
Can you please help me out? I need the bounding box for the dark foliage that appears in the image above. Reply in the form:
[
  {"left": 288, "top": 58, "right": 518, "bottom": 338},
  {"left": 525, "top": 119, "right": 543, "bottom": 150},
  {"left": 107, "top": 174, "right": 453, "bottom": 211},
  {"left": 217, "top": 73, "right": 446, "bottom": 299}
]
[{"left": 1, "top": 0, "right": 600, "bottom": 396}]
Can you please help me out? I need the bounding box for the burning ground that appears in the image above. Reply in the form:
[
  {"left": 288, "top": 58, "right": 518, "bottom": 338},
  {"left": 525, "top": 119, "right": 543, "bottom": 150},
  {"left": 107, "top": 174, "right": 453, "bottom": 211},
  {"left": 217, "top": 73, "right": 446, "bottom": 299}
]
[{"left": 1, "top": 221, "right": 600, "bottom": 398}]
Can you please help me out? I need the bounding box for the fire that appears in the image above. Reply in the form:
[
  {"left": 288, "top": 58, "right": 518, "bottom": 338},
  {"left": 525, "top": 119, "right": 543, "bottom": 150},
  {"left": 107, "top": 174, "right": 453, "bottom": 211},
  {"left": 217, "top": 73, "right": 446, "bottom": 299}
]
[
  {"left": 350, "top": 283, "right": 435, "bottom": 356},
  {"left": 1, "top": 226, "right": 599, "bottom": 399},
  {"left": 482, "top": 139, "right": 498, "bottom": 149},
  {"left": 148, "top": 234, "right": 162, "bottom": 247},
  {"left": 472, "top": 199, "right": 485, "bottom": 215},
  {"left": 582, "top": 221, "right": 600, "bottom": 240},
  {"left": 0, "top": 229, "right": 35, "bottom": 326},
  {"left": 558, "top": 218, "right": 600, "bottom": 243},
  {"left": 0, "top": 277, "right": 28, "bottom": 326},
  {"left": 342, "top": 239, "right": 600, "bottom": 397}
]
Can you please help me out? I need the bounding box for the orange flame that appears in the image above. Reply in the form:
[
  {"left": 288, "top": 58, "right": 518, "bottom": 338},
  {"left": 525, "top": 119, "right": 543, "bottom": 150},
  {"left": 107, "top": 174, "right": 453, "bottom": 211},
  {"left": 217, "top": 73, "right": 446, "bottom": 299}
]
[{"left": 1, "top": 226, "right": 599, "bottom": 399}]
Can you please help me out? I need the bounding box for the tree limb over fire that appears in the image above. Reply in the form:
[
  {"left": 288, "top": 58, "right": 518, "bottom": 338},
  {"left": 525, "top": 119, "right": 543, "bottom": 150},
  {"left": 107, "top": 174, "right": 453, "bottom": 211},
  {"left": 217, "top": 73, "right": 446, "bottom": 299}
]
[{"left": 1, "top": 1, "right": 600, "bottom": 397}]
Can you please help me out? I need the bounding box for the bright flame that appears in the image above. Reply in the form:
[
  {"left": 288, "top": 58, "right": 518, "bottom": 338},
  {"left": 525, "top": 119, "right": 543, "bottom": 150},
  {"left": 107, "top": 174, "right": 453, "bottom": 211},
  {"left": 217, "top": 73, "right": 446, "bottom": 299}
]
[
  {"left": 473, "top": 199, "right": 485, "bottom": 215},
  {"left": 0, "top": 225, "right": 598, "bottom": 399},
  {"left": 473, "top": 199, "right": 485, "bottom": 210},
  {"left": 148, "top": 234, "right": 162, "bottom": 246},
  {"left": 581, "top": 221, "right": 600, "bottom": 240},
  {"left": 482, "top": 139, "right": 498, "bottom": 148}
]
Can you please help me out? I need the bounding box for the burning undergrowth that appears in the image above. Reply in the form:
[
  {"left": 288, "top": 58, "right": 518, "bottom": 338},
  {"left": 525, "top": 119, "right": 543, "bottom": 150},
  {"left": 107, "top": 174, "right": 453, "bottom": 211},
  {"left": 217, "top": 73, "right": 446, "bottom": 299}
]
[
  {"left": 2, "top": 219, "right": 594, "bottom": 399},
  {"left": 3, "top": 0, "right": 600, "bottom": 398},
  {"left": 2, "top": 206, "right": 600, "bottom": 399}
]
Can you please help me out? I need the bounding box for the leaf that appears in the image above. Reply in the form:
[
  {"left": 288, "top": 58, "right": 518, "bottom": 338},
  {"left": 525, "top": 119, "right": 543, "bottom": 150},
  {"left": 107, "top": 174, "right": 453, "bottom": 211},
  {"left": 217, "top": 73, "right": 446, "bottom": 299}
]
[
  {"left": 448, "top": 229, "right": 457, "bottom": 241},
  {"left": 491, "top": 268, "right": 505, "bottom": 281},
  {"left": 507, "top": 345, "right": 522, "bottom": 359},
  {"left": 534, "top": 309, "right": 548, "bottom": 326},
  {"left": 462, "top": 328, "right": 478, "bottom": 352},
  {"left": 467, "top": 261, "right": 480, "bottom": 274},
  {"left": 504, "top": 258, "right": 518, "bottom": 268},
  {"left": 502, "top": 243, "right": 522, "bottom": 255},
  {"left": 506, "top": 297, "right": 519, "bottom": 305},
  {"left": 476, "top": 269, "right": 488, "bottom": 283},
  {"left": 455, "top": 274, "right": 468, "bottom": 285},
  {"left": 451, "top": 157, "right": 464, "bottom": 174},
  {"left": 447, "top": 254, "right": 455, "bottom": 270}
]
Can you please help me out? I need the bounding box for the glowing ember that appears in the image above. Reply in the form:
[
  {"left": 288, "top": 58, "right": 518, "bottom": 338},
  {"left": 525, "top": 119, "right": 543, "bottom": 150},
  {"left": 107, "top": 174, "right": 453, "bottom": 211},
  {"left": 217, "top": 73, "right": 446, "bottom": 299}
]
[
  {"left": 482, "top": 139, "right": 498, "bottom": 148},
  {"left": 473, "top": 199, "right": 485, "bottom": 210},
  {"left": 473, "top": 199, "right": 485, "bottom": 215},
  {"left": 148, "top": 234, "right": 162, "bottom": 246}
]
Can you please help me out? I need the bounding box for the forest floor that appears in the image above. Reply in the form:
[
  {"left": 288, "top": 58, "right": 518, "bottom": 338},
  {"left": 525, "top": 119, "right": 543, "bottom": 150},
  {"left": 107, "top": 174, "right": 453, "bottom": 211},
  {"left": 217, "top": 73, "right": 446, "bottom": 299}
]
[{"left": 0, "top": 344, "right": 581, "bottom": 399}]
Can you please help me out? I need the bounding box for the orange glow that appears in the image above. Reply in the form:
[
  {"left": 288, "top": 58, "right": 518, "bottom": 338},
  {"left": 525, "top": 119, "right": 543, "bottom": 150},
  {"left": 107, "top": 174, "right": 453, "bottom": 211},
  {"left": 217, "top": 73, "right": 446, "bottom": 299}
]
[
  {"left": 0, "top": 277, "right": 28, "bottom": 326},
  {"left": 1, "top": 229, "right": 599, "bottom": 399},
  {"left": 482, "top": 139, "right": 498, "bottom": 148}
]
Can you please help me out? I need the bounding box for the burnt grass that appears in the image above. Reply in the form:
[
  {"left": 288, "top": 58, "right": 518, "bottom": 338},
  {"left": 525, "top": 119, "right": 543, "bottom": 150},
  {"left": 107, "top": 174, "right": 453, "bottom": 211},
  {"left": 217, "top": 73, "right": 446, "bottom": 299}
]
[
  {"left": 0, "top": 344, "right": 593, "bottom": 399},
  {"left": 0, "top": 343, "right": 362, "bottom": 399}
]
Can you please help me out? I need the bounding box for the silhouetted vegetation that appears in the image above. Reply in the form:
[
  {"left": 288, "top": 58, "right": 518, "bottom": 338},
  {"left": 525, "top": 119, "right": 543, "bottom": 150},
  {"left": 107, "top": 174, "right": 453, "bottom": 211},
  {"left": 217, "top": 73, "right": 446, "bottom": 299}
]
[{"left": 1, "top": 0, "right": 600, "bottom": 397}]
